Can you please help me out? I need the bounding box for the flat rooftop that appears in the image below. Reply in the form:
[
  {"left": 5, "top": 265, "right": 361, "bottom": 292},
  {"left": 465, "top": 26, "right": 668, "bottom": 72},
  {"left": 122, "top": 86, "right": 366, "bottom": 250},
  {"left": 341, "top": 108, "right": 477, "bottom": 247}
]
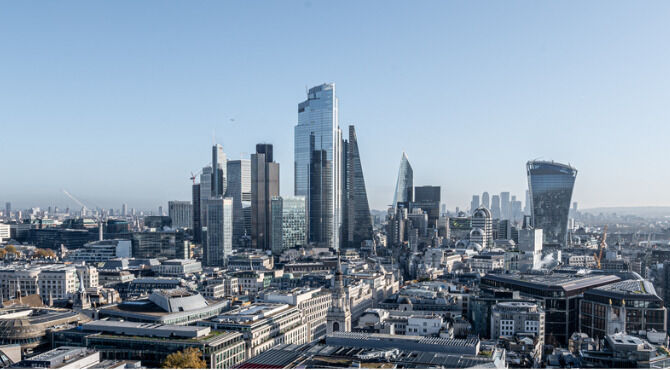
[{"left": 484, "top": 273, "right": 620, "bottom": 294}]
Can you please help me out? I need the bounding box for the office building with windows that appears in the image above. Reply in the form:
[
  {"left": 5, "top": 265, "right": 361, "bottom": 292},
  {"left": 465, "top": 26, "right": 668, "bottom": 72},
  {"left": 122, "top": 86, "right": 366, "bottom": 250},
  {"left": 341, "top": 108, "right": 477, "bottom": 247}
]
[
  {"left": 205, "top": 197, "right": 233, "bottom": 267},
  {"left": 270, "top": 196, "right": 307, "bottom": 255},
  {"left": 168, "top": 200, "right": 192, "bottom": 229},
  {"left": 527, "top": 160, "right": 577, "bottom": 247},
  {"left": 251, "top": 144, "right": 279, "bottom": 250},
  {"left": 294, "top": 84, "right": 342, "bottom": 249}
]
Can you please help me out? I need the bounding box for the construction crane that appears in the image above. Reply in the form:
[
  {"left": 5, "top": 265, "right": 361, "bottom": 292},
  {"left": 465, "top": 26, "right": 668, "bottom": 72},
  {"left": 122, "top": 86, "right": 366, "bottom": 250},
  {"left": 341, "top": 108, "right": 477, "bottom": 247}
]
[
  {"left": 190, "top": 169, "right": 203, "bottom": 185},
  {"left": 593, "top": 225, "right": 608, "bottom": 269}
]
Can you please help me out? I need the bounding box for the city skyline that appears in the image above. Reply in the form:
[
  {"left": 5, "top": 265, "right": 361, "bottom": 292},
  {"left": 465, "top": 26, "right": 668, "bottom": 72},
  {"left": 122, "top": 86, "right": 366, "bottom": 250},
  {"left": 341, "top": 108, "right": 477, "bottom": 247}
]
[{"left": 3, "top": 1, "right": 670, "bottom": 211}]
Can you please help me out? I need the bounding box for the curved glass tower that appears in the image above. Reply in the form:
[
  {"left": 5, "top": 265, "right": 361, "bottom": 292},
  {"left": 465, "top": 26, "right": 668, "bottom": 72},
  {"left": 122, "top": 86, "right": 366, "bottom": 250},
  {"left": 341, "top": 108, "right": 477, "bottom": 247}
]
[
  {"left": 392, "top": 152, "right": 413, "bottom": 209},
  {"left": 527, "top": 160, "right": 577, "bottom": 247}
]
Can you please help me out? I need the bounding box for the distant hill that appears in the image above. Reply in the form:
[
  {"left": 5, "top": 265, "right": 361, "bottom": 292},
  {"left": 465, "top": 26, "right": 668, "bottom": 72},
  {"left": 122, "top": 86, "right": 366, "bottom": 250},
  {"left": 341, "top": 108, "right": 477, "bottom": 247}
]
[{"left": 581, "top": 206, "right": 670, "bottom": 218}]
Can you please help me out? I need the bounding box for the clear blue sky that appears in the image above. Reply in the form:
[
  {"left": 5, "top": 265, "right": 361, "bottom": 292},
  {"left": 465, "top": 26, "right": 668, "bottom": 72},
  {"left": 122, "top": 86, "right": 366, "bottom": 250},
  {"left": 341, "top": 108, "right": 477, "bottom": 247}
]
[{"left": 1, "top": 1, "right": 669, "bottom": 212}]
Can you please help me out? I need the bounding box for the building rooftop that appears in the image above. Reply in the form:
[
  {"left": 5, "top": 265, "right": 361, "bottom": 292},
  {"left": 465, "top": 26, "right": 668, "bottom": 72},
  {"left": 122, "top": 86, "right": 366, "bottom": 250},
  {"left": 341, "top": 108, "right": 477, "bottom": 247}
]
[
  {"left": 82, "top": 320, "right": 211, "bottom": 339},
  {"left": 484, "top": 273, "right": 620, "bottom": 294}
]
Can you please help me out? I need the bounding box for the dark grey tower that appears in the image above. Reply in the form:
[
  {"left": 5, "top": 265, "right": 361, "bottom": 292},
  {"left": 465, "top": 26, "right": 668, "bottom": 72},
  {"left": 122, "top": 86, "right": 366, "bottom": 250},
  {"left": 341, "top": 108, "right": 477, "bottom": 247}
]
[
  {"left": 251, "top": 144, "right": 279, "bottom": 250},
  {"left": 341, "top": 125, "right": 373, "bottom": 249},
  {"left": 309, "top": 136, "right": 331, "bottom": 246}
]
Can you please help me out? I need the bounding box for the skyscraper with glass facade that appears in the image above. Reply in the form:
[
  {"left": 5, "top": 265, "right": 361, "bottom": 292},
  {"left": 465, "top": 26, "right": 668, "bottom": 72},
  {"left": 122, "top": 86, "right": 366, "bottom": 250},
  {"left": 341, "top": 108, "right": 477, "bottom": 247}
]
[
  {"left": 226, "top": 159, "right": 251, "bottom": 248},
  {"left": 212, "top": 144, "right": 227, "bottom": 197},
  {"left": 527, "top": 160, "right": 577, "bottom": 247},
  {"left": 270, "top": 196, "right": 307, "bottom": 255},
  {"left": 392, "top": 152, "right": 413, "bottom": 209},
  {"left": 252, "top": 144, "right": 279, "bottom": 250},
  {"left": 205, "top": 197, "right": 233, "bottom": 266},
  {"left": 294, "top": 83, "right": 342, "bottom": 249},
  {"left": 341, "top": 125, "right": 373, "bottom": 249}
]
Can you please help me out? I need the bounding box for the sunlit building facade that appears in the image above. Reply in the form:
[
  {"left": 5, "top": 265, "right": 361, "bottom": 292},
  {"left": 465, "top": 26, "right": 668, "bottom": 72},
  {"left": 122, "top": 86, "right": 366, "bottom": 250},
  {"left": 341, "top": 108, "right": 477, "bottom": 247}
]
[
  {"left": 392, "top": 152, "right": 413, "bottom": 209},
  {"left": 294, "top": 83, "right": 342, "bottom": 249}
]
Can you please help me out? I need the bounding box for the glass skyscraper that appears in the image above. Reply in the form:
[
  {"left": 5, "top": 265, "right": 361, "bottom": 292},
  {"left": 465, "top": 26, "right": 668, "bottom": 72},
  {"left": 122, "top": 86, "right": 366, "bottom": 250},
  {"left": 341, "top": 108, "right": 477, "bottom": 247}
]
[
  {"left": 341, "top": 125, "right": 373, "bottom": 248},
  {"left": 392, "top": 152, "right": 413, "bottom": 209},
  {"left": 270, "top": 196, "right": 307, "bottom": 255},
  {"left": 294, "top": 83, "right": 342, "bottom": 249},
  {"left": 527, "top": 160, "right": 577, "bottom": 247},
  {"left": 205, "top": 197, "right": 233, "bottom": 266},
  {"left": 226, "top": 159, "right": 251, "bottom": 248}
]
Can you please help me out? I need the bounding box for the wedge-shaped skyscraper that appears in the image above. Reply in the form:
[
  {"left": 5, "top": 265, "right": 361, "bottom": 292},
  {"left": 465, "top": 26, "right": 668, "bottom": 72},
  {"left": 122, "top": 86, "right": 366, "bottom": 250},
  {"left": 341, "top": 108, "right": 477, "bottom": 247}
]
[
  {"left": 342, "top": 125, "right": 372, "bottom": 248},
  {"left": 527, "top": 160, "right": 577, "bottom": 247}
]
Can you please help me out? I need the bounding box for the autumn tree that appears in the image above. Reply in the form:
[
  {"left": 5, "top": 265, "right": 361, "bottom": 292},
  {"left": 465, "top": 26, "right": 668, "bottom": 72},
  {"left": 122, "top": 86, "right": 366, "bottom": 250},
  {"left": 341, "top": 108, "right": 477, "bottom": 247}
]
[
  {"left": 161, "top": 347, "right": 206, "bottom": 369},
  {"left": 0, "top": 249, "right": 5, "bottom": 259},
  {"left": 5, "top": 245, "right": 17, "bottom": 254},
  {"left": 34, "top": 248, "right": 56, "bottom": 259}
]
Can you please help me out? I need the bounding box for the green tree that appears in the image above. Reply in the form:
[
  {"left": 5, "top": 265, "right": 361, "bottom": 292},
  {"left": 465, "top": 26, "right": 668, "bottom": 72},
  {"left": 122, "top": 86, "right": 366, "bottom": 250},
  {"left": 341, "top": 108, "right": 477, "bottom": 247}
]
[{"left": 161, "top": 347, "right": 206, "bottom": 369}]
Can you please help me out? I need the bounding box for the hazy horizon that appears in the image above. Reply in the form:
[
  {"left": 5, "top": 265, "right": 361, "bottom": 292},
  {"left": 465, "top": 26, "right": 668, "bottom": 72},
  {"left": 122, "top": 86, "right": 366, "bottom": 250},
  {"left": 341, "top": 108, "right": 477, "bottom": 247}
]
[{"left": 2, "top": 1, "right": 670, "bottom": 211}]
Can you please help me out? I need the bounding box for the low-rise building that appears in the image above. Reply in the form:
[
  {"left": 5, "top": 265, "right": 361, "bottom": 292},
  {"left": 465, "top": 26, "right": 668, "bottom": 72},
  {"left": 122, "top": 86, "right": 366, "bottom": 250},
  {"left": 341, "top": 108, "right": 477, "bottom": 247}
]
[
  {"left": 98, "top": 289, "right": 229, "bottom": 325},
  {"left": 199, "top": 303, "right": 308, "bottom": 358},
  {"left": 52, "top": 320, "right": 246, "bottom": 369},
  {"left": 262, "top": 287, "right": 331, "bottom": 341},
  {"left": 152, "top": 259, "right": 202, "bottom": 276}
]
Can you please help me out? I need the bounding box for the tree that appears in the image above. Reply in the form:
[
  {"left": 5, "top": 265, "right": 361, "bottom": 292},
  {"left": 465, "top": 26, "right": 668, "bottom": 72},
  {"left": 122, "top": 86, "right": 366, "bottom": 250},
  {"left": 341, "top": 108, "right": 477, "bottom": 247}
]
[
  {"left": 161, "top": 347, "right": 206, "bottom": 369},
  {"left": 34, "top": 248, "right": 56, "bottom": 259},
  {"left": 5, "top": 245, "right": 16, "bottom": 254},
  {"left": 0, "top": 249, "right": 5, "bottom": 259}
]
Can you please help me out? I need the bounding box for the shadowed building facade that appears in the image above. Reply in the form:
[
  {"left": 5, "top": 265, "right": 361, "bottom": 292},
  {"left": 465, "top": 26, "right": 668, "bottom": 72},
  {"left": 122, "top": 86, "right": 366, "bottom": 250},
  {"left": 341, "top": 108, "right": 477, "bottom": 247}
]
[
  {"left": 527, "top": 160, "right": 577, "bottom": 247},
  {"left": 341, "top": 125, "right": 372, "bottom": 249}
]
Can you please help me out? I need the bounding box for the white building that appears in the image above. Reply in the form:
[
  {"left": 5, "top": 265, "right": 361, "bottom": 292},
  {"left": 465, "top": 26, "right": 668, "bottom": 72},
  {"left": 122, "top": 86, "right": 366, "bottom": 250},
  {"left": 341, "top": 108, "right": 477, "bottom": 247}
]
[
  {"left": 263, "top": 287, "right": 331, "bottom": 341},
  {"left": 67, "top": 240, "right": 132, "bottom": 262},
  {"left": 406, "top": 315, "right": 443, "bottom": 336},
  {"left": 204, "top": 303, "right": 309, "bottom": 358},
  {"left": 0, "top": 224, "right": 10, "bottom": 242},
  {"left": 518, "top": 228, "right": 543, "bottom": 271},
  {"left": 152, "top": 259, "right": 202, "bottom": 276},
  {"left": 471, "top": 207, "right": 493, "bottom": 249}
]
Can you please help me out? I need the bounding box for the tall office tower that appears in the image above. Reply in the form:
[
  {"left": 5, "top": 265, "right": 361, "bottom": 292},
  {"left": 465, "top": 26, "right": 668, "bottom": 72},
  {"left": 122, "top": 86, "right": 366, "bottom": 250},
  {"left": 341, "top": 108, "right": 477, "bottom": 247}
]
[
  {"left": 527, "top": 160, "right": 577, "bottom": 247},
  {"left": 412, "top": 186, "right": 440, "bottom": 228},
  {"left": 341, "top": 125, "right": 373, "bottom": 249},
  {"left": 226, "top": 159, "right": 251, "bottom": 247},
  {"left": 500, "top": 192, "right": 510, "bottom": 220},
  {"left": 211, "top": 144, "right": 227, "bottom": 197},
  {"left": 295, "top": 83, "right": 342, "bottom": 249},
  {"left": 392, "top": 152, "right": 413, "bottom": 209},
  {"left": 471, "top": 207, "right": 493, "bottom": 249},
  {"left": 491, "top": 195, "right": 501, "bottom": 219},
  {"left": 192, "top": 184, "right": 202, "bottom": 243},
  {"left": 205, "top": 197, "right": 233, "bottom": 266},
  {"left": 482, "top": 192, "right": 490, "bottom": 210},
  {"left": 4, "top": 202, "right": 10, "bottom": 219},
  {"left": 441, "top": 204, "right": 447, "bottom": 216},
  {"left": 168, "top": 201, "right": 192, "bottom": 229},
  {"left": 121, "top": 203, "right": 127, "bottom": 217},
  {"left": 270, "top": 196, "right": 307, "bottom": 255},
  {"left": 524, "top": 190, "right": 531, "bottom": 215},
  {"left": 498, "top": 219, "right": 512, "bottom": 240},
  {"left": 200, "top": 166, "right": 213, "bottom": 259},
  {"left": 470, "top": 195, "right": 480, "bottom": 215},
  {"left": 251, "top": 144, "right": 280, "bottom": 250},
  {"left": 511, "top": 197, "right": 523, "bottom": 223},
  {"left": 158, "top": 206, "right": 164, "bottom": 217}
]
